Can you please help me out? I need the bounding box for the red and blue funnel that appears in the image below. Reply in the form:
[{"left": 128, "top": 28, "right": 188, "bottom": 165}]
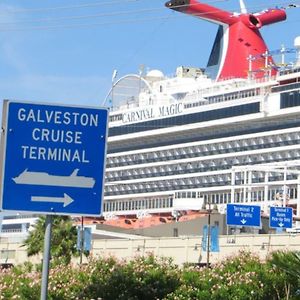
[{"left": 165, "top": 0, "right": 286, "bottom": 79}]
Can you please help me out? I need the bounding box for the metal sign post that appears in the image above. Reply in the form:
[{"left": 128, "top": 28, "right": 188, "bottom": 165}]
[{"left": 41, "top": 215, "right": 52, "bottom": 300}]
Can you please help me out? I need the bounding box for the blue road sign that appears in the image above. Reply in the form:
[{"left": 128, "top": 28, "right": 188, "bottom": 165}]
[
  {"left": 270, "top": 206, "right": 293, "bottom": 229},
  {"left": 226, "top": 203, "right": 261, "bottom": 227},
  {"left": 77, "top": 227, "right": 92, "bottom": 251},
  {"left": 0, "top": 100, "right": 109, "bottom": 216}
]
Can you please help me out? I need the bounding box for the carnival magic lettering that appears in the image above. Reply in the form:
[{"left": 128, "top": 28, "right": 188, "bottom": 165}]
[{"left": 122, "top": 103, "right": 184, "bottom": 123}]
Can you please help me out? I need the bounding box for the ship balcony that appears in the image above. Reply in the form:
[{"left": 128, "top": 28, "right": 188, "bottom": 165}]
[
  {"left": 106, "top": 146, "right": 300, "bottom": 186},
  {"left": 106, "top": 129, "right": 300, "bottom": 168}
]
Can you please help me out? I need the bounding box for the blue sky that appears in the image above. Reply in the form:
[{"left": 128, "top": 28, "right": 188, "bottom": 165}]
[{"left": 0, "top": 0, "right": 299, "bottom": 107}]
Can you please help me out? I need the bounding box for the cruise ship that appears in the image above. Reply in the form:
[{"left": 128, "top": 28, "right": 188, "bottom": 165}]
[
  {"left": 101, "top": 0, "right": 300, "bottom": 222},
  {"left": 1, "top": 0, "right": 300, "bottom": 237}
]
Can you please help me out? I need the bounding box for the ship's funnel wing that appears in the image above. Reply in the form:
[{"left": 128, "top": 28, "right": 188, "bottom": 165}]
[{"left": 165, "top": 0, "right": 234, "bottom": 25}]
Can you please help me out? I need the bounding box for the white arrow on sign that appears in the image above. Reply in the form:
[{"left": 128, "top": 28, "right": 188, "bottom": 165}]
[
  {"left": 278, "top": 222, "right": 284, "bottom": 227},
  {"left": 31, "top": 193, "right": 74, "bottom": 207},
  {"left": 241, "top": 219, "right": 247, "bottom": 225}
]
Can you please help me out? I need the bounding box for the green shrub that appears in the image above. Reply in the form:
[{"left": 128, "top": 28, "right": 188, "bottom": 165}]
[
  {"left": 267, "top": 250, "right": 300, "bottom": 299},
  {"left": 1, "top": 251, "right": 300, "bottom": 300},
  {"left": 0, "top": 266, "right": 40, "bottom": 300},
  {"left": 165, "top": 251, "right": 295, "bottom": 300},
  {"left": 81, "top": 255, "right": 181, "bottom": 300}
]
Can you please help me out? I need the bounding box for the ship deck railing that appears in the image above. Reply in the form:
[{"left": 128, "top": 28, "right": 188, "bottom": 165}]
[{"left": 109, "top": 74, "right": 280, "bottom": 114}]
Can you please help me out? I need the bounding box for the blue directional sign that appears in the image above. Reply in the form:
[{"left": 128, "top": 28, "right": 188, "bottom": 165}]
[
  {"left": 0, "top": 100, "right": 109, "bottom": 216},
  {"left": 270, "top": 206, "right": 293, "bottom": 229},
  {"left": 226, "top": 204, "right": 261, "bottom": 227}
]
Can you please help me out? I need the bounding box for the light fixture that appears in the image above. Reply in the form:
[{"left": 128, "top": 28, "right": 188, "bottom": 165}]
[
  {"left": 194, "top": 243, "right": 202, "bottom": 250},
  {"left": 261, "top": 242, "right": 269, "bottom": 250}
]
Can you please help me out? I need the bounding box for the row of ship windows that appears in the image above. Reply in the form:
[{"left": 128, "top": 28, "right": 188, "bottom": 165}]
[
  {"left": 106, "top": 151, "right": 300, "bottom": 183},
  {"left": 175, "top": 191, "right": 201, "bottom": 199},
  {"left": 280, "top": 90, "right": 300, "bottom": 108},
  {"left": 108, "top": 119, "right": 300, "bottom": 155},
  {"left": 107, "top": 136, "right": 300, "bottom": 168},
  {"left": 184, "top": 101, "right": 206, "bottom": 109},
  {"left": 110, "top": 114, "right": 123, "bottom": 122},
  {"left": 103, "top": 187, "right": 297, "bottom": 213},
  {"left": 279, "top": 67, "right": 300, "bottom": 76},
  {"left": 203, "top": 187, "right": 297, "bottom": 205},
  {"left": 109, "top": 103, "right": 260, "bottom": 136},
  {"left": 3, "top": 214, "right": 39, "bottom": 220},
  {"left": 0, "top": 223, "right": 30, "bottom": 233},
  {"left": 104, "top": 175, "right": 295, "bottom": 197},
  {"left": 272, "top": 82, "right": 300, "bottom": 93},
  {"left": 183, "top": 88, "right": 259, "bottom": 109},
  {"left": 103, "top": 197, "right": 173, "bottom": 212},
  {"left": 105, "top": 183, "right": 229, "bottom": 196},
  {"left": 206, "top": 89, "right": 259, "bottom": 104}
]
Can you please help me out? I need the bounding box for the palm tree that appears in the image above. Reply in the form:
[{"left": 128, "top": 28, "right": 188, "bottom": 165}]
[
  {"left": 270, "top": 251, "right": 300, "bottom": 279},
  {"left": 24, "top": 216, "right": 78, "bottom": 265},
  {"left": 268, "top": 250, "right": 300, "bottom": 299}
]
